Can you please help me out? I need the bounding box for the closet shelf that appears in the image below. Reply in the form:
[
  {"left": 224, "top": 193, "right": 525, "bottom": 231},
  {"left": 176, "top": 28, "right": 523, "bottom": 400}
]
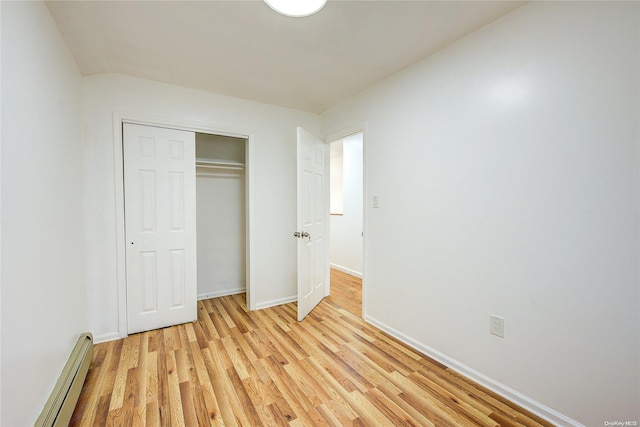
[{"left": 196, "top": 158, "right": 245, "bottom": 170}]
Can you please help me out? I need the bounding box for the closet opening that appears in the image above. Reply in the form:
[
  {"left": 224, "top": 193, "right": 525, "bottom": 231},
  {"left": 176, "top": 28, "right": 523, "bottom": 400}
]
[{"left": 195, "top": 133, "right": 247, "bottom": 300}]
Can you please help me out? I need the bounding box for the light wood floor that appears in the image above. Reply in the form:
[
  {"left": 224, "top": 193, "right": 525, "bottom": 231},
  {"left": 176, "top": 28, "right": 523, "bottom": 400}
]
[
  {"left": 71, "top": 270, "right": 551, "bottom": 426},
  {"left": 326, "top": 268, "right": 362, "bottom": 318}
]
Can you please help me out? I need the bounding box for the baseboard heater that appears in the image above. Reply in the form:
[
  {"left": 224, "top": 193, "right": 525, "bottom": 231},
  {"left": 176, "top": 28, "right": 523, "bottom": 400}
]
[{"left": 35, "top": 332, "right": 93, "bottom": 427}]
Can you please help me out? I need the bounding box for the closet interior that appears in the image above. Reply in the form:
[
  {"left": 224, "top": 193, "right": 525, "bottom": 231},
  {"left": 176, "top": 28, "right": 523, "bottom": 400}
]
[{"left": 195, "top": 132, "right": 247, "bottom": 299}]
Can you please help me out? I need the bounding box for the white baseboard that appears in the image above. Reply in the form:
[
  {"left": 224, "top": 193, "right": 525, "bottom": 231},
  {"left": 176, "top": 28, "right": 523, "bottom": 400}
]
[
  {"left": 255, "top": 295, "right": 297, "bottom": 310},
  {"left": 198, "top": 287, "right": 246, "bottom": 300},
  {"left": 93, "top": 331, "right": 123, "bottom": 344},
  {"left": 330, "top": 263, "right": 362, "bottom": 278},
  {"left": 364, "top": 315, "right": 584, "bottom": 427}
]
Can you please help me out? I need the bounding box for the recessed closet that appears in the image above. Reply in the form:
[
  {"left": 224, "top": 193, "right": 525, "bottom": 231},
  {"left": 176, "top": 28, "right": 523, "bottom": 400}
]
[{"left": 195, "top": 133, "right": 247, "bottom": 299}]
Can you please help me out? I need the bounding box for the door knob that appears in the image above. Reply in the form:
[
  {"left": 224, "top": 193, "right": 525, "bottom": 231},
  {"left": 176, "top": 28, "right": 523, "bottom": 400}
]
[
  {"left": 301, "top": 231, "right": 310, "bottom": 238},
  {"left": 293, "top": 232, "right": 301, "bottom": 238}
]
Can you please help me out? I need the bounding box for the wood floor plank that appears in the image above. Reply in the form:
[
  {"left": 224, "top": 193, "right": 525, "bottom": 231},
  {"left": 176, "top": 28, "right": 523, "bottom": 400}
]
[
  {"left": 143, "top": 401, "right": 157, "bottom": 426},
  {"left": 240, "top": 370, "right": 278, "bottom": 426},
  {"left": 220, "top": 295, "right": 258, "bottom": 333},
  {"left": 338, "top": 341, "right": 404, "bottom": 396},
  {"left": 144, "top": 350, "right": 158, "bottom": 405},
  {"left": 316, "top": 402, "right": 350, "bottom": 426},
  {"left": 271, "top": 324, "right": 310, "bottom": 360},
  {"left": 135, "top": 333, "right": 148, "bottom": 410},
  {"left": 208, "top": 303, "right": 232, "bottom": 339},
  {"left": 392, "top": 371, "right": 480, "bottom": 427},
  {"left": 198, "top": 299, "right": 221, "bottom": 341},
  {"left": 253, "top": 359, "right": 297, "bottom": 419},
  {"left": 71, "top": 269, "right": 553, "bottom": 427},
  {"left": 408, "top": 371, "right": 499, "bottom": 427},
  {"left": 227, "top": 366, "right": 265, "bottom": 426},
  {"left": 107, "top": 344, "right": 129, "bottom": 410},
  {"left": 282, "top": 357, "right": 333, "bottom": 406},
  {"left": 190, "top": 384, "right": 210, "bottom": 426},
  {"left": 165, "top": 349, "right": 186, "bottom": 427},
  {"left": 202, "top": 345, "right": 246, "bottom": 427},
  {"left": 347, "top": 390, "right": 396, "bottom": 427},
  {"left": 200, "top": 382, "right": 224, "bottom": 426},
  {"left": 297, "top": 357, "right": 360, "bottom": 421},
  {"left": 93, "top": 393, "right": 111, "bottom": 427},
  {"left": 268, "top": 402, "right": 295, "bottom": 426},
  {"left": 260, "top": 355, "right": 315, "bottom": 419},
  {"left": 252, "top": 327, "right": 289, "bottom": 366},
  {"left": 213, "top": 298, "right": 237, "bottom": 329},
  {"left": 364, "top": 387, "right": 422, "bottom": 427},
  {"left": 222, "top": 334, "right": 251, "bottom": 380}
]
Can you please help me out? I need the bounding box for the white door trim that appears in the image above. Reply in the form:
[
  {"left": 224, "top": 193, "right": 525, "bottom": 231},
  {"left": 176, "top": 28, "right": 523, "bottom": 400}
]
[
  {"left": 112, "top": 112, "right": 256, "bottom": 339},
  {"left": 325, "top": 122, "right": 368, "bottom": 319}
]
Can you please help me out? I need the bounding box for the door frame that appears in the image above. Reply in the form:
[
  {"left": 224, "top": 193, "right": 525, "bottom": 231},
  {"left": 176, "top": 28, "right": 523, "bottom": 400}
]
[
  {"left": 113, "top": 112, "right": 255, "bottom": 338},
  {"left": 325, "top": 122, "right": 368, "bottom": 318}
]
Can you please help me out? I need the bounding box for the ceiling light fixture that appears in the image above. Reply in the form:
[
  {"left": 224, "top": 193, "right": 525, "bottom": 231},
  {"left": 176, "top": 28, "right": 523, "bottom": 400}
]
[{"left": 263, "top": 0, "right": 327, "bottom": 17}]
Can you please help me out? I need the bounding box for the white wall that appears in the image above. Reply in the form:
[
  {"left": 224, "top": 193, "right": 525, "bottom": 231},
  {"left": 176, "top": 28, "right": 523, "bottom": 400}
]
[
  {"left": 1, "top": 2, "right": 87, "bottom": 425},
  {"left": 82, "top": 74, "right": 321, "bottom": 341},
  {"left": 330, "top": 133, "right": 363, "bottom": 277},
  {"left": 323, "top": 2, "right": 640, "bottom": 425}
]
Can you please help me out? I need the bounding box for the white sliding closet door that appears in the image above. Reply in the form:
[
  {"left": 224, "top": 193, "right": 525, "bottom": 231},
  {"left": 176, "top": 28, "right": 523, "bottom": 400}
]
[{"left": 123, "top": 123, "right": 197, "bottom": 334}]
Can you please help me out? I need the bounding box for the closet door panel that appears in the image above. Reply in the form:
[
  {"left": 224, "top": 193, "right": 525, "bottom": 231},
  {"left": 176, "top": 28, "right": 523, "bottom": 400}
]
[
  {"left": 140, "top": 250, "right": 158, "bottom": 312},
  {"left": 124, "top": 123, "right": 197, "bottom": 334},
  {"left": 140, "top": 170, "right": 157, "bottom": 231},
  {"left": 168, "top": 171, "right": 185, "bottom": 231},
  {"left": 169, "top": 249, "right": 186, "bottom": 307}
]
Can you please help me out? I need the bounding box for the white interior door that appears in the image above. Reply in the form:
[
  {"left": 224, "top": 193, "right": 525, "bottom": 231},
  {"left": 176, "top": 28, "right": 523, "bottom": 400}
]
[
  {"left": 123, "top": 123, "right": 197, "bottom": 334},
  {"left": 296, "top": 127, "right": 329, "bottom": 321}
]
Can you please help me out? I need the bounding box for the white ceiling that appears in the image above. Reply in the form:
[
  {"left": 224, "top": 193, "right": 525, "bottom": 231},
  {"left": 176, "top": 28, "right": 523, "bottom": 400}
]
[{"left": 46, "top": 1, "right": 525, "bottom": 114}]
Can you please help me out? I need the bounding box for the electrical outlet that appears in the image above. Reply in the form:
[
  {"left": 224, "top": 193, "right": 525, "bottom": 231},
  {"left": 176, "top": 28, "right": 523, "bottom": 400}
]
[{"left": 490, "top": 315, "right": 504, "bottom": 338}]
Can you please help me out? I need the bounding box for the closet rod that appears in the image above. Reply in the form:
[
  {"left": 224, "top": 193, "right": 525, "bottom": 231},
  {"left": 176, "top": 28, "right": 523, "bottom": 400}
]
[
  {"left": 196, "top": 160, "right": 244, "bottom": 170},
  {"left": 196, "top": 164, "right": 244, "bottom": 171}
]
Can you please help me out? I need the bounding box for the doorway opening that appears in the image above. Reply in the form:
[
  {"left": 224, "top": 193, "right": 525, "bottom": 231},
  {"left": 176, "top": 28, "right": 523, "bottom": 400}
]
[{"left": 327, "top": 131, "right": 364, "bottom": 317}]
